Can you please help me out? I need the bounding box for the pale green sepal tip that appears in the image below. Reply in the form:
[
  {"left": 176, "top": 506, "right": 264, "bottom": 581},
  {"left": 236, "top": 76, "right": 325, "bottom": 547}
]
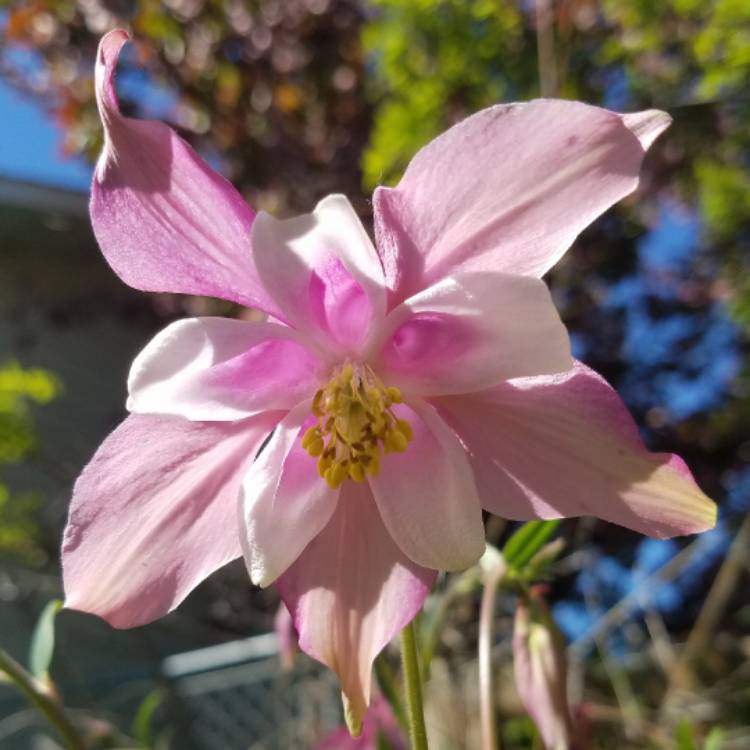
[
  {"left": 343, "top": 693, "right": 362, "bottom": 737},
  {"left": 29, "top": 599, "right": 63, "bottom": 679}
]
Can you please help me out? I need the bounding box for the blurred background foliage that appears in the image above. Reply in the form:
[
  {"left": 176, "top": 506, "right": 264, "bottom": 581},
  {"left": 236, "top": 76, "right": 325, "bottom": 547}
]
[
  {"left": 0, "top": 0, "right": 749, "bottom": 748},
  {"left": 0, "top": 362, "right": 59, "bottom": 565}
]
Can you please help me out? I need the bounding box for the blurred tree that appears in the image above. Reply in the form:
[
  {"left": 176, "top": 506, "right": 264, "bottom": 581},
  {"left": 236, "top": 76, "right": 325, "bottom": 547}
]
[
  {"left": 0, "top": 0, "right": 372, "bottom": 214},
  {"left": 593, "top": 0, "right": 750, "bottom": 483},
  {"left": 361, "top": 0, "right": 533, "bottom": 188},
  {"left": 598, "top": 0, "right": 750, "bottom": 330}
]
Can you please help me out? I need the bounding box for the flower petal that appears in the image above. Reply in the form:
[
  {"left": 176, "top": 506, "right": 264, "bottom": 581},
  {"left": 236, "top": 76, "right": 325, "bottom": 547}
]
[
  {"left": 91, "top": 30, "right": 277, "bottom": 312},
  {"left": 251, "top": 194, "right": 387, "bottom": 354},
  {"left": 434, "top": 361, "right": 717, "bottom": 537},
  {"left": 128, "top": 317, "right": 322, "bottom": 420},
  {"left": 240, "top": 404, "right": 339, "bottom": 587},
  {"left": 373, "top": 272, "right": 572, "bottom": 396},
  {"left": 276, "top": 481, "right": 435, "bottom": 734},
  {"left": 62, "top": 411, "right": 281, "bottom": 628},
  {"left": 368, "top": 398, "right": 485, "bottom": 570},
  {"left": 373, "top": 100, "right": 671, "bottom": 300}
]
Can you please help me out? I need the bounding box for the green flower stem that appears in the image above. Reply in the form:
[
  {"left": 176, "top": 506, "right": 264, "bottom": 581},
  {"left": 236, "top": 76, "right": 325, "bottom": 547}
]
[
  {"left": 0, "top": 648, "right": 86, "bottom": 750},
  {"left": 400, "top": 621, "right": 429, "bottom": 750}
]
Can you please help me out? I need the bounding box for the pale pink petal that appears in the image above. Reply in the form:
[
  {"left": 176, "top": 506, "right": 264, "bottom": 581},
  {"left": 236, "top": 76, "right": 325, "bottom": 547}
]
[
  {"left": 251, "top": 194, "right": 387, "bottom": 355},
  {"left": 621, "top": 109, "right": 673, "bottom": 149},
  {"left": 128, "top": 317, "right": 322, "bottom": 420},
  {"left": 91, "top": 30, "right": 277, "bottom": 312},
  {"left": 62, "top": 411, "right": 281, "bottom": 628},
  {"left": 373, "top": 100, "right": 671, "bottom": 301},
  {"left": 434, "top": 361, "right": 717, "bottom": 537},
  {"left": 240, "top": 404, "right": 339, "bottom": 587},
  {"left": 276, "top": 481, "right": 435, "bottom": 734},
  {"left": 368, "top": 399, "right": 485, "bottom": 570},
  {"left": 373, "top": 272, "right": 572, "bottom": 396}
]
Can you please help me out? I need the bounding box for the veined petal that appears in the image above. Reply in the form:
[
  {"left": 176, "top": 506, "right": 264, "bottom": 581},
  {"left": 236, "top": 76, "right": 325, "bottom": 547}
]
[
  {"left": 434, "top": 361, "right": 717, "bottom": 537},
  {"left": 62, "top": 411, "right": 281, "bottom": 628},
  {"left": 373, "top": 272, "right": 572, "bottom": 396},
  {"left": 374, "top": 100, "right": 671, "bottom": 301},
  {"left": 276, "top": 481, "right": 435, "bottom": 734},
  {"left": 368, "top": 398, "right": 485, "bottom": 570},
  {"left": 240, "top": 404, "right": 339, "bottom": 588},
  {"left": 251, "top": 194, "right": 387, "bottom": 355},
  {"left": 128, "top": 317, "right": 322, "bottom": 420},
  {"left": 91, "top": 30, "right": 277, "bottom": 312}
]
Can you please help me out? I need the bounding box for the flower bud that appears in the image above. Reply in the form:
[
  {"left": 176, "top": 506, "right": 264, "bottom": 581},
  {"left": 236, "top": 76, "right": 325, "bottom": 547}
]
[
  {"left": 274, "top": 603, "right": 297, "bottom": 672},
  {"left": 513, "top": 590, "right": 575, "bottom": 750}
]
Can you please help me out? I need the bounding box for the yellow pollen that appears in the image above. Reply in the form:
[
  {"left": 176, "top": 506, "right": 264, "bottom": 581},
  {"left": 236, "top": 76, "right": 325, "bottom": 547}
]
[{"left": 301, "top": 361, "right": 413, "bottom": 488}]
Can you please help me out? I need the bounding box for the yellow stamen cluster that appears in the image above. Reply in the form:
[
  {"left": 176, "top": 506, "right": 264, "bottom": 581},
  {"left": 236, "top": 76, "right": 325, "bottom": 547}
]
[{"left": 301, "top": 361, "right": 414, "bottom": 489}]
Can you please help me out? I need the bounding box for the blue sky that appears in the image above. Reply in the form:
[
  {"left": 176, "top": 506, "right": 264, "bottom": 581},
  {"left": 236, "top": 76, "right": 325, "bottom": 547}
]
[
  {"left": 0, "top": 31, "right": 179, "bottom": 193},
  {"left": 0, "top": 76, "right": 92, "bottom": 191}
]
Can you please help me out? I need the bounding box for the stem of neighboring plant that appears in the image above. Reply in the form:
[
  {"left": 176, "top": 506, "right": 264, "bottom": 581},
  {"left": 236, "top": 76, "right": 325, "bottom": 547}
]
[
  {"left": 421, "top": 568, "right": 481, "bottom": 677},
  {"left": 400, "top": 621, "right": 429, "bottom": 750},
  {"left": 535, "top": 0, "right": 558, "bottom": 96},
  {"left": 0, "top": 648, "right": 86, "bottom": 750},
  {"left": 479, "top": 557, "right": 507, "bottom": 750}
]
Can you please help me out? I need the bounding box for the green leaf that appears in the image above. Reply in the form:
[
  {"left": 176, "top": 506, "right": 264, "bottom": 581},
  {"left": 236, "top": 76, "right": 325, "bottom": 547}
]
[
  {"left": 502, "top": 521, "right": 560, "bottom": 571},
  {"left": 132, "top": 690, "right": 163, "bottom": 748},
  {"left": 704, "top": 727, "right": 724, "bottom": 750},
  {"left": 675, "top": 720, "right": 697, "bottom": 750},
  {"left": 28, "top": 599, "right": 62, "bottom": 679}
]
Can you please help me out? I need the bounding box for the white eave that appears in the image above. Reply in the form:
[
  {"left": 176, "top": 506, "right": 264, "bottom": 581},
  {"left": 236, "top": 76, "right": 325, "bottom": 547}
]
[{"left": 0, "top": 176, "right": 87, "bottom": 217}]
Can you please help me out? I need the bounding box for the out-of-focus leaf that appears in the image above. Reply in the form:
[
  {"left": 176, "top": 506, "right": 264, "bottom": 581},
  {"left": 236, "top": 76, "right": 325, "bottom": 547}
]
[
  {"left": 362, "top": 0, "right": 527, "bottom": 188},
  {"left": 704, "top": 727, "right": 724, "bottom": 750},
  {"left": 28, "top": 599, "right": 62, "bottom": 679},
  {"left": 676, "top": 720, "right": 697, "bottom": 750},
  {"left": 132, "top": 690, "right": 163, "bottom": 749},
  {"left": 503, "top": 521, "right": 560, "bottom": 571}
]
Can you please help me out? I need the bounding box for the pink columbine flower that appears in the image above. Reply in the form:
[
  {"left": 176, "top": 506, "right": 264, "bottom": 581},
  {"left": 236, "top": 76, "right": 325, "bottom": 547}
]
[{"left": 63, "top": 29, "right": 716, "bottom": 733}]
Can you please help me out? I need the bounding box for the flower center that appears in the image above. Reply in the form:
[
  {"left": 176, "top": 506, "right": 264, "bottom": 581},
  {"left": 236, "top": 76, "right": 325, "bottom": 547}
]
[{"left": 301, "top": 361, "right": 413, "bottom": 489}]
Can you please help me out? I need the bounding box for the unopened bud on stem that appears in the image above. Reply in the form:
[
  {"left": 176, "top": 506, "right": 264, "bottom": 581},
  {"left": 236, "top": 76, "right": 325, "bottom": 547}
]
[{"left": 513, "top": 589, "right": 575, "bottom": 750}]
